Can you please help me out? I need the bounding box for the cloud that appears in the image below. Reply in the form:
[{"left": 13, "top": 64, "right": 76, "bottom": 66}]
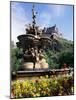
[
  {"left": 11, "top": 2, "right": 30, "bottom": 43},
  {"left": 37, "top": 4, "right": 66, "bottom": 28},
  {"left": 38, "top": 11, "right": 52, "bottom": 28},
  {"left": 50, "top": 5, "right": 66, "bottom": 18}
]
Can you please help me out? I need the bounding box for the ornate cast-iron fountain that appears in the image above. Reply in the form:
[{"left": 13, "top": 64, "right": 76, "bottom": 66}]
[{"left": 16, "top": 4, "right": 57, "bottom": 71}]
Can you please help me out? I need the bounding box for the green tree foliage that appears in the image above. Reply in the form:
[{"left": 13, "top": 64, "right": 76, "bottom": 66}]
[
  {"left": 42, "top": 38, "right": 74, "bottom": 69},
  {"left": 11, "top": 41, "right": 23, "bottom": 72},
  {"left": 42, "top": 51, "right": 60, "bottom": 69},
  {"left": 58, "top": 50, "right": 74, "bottom": 68}
]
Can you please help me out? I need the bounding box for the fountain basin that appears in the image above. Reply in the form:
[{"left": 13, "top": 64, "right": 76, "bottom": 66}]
[{"left": 23, "top": 62, "right": 34, "bottom": 69}]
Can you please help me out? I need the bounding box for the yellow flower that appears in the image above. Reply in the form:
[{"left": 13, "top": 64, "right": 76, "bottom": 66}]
[
  {"left": 54, "top": 80, "right": 58, "bottom": 84},
  {"left": 43, "top": 91, "right": 46, "bottom": 95},
  {"left": 32, "top": 93, "right": 36, "bottom": 97},
  {"left": 38, "top": 88, "right": 41, "bottom": 91},
  {"left": 58, "top": 93, "right": 62, "bottom": 96},
  {"left": 36, "top": 93, "right": 40, "bottom": 97},
  {"left": 45, "top": 75, "right": 49, "bottom": 78},
  {"left": 40, "top": 76, "right": 43, "bottom": 79},
  {"left": 42, "top": 82, "right": 47, "bottom": 87}
]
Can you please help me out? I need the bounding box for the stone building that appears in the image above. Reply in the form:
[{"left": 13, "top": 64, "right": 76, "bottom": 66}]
[{"left": 42, "top": 24, "right": 63, "bottom": 40}]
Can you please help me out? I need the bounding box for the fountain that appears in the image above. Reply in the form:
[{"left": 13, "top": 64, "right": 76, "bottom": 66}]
[{"left": 16, "top": 4, "right": 52, "bottom": 71}]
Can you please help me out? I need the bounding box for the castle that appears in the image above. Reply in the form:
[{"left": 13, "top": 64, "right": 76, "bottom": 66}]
[{"left": 42, "top": 24, "right": 63, "bottom": 40}]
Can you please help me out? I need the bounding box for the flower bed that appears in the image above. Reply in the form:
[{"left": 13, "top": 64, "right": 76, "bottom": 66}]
[{"left": 11, "top": 75, "right": 74, "bottom": 98}]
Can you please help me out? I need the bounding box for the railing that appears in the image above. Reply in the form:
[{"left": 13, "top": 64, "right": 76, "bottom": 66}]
[{"left": 12, "top": 68, "right": 74, "bottom": 80}]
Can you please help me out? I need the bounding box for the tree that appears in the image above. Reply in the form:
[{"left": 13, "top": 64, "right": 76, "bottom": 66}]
[
  {"left": 59, "top": 50, "right": 74, "bottom": 68},
  {"left": 11, "top": 47, "right": 22, "bottom": 72}
]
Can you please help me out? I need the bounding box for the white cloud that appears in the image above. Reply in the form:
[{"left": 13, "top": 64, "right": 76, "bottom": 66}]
[
  {"left": 38, "top": 11, "right": 52, "bottom": 28},
  {"left": 37, "top": 4, "right": 66, "bottom": 29},
  {"left": 51, "top": 5, "right": 66, "bottom": 18},
  {"left": 11, "top": 2, "right": 30, "bottom": 43}
]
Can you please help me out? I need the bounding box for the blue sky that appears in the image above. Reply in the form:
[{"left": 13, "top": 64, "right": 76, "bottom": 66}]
[{"left": 11, "top": 1, "right": 73, "bottom": 43}]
